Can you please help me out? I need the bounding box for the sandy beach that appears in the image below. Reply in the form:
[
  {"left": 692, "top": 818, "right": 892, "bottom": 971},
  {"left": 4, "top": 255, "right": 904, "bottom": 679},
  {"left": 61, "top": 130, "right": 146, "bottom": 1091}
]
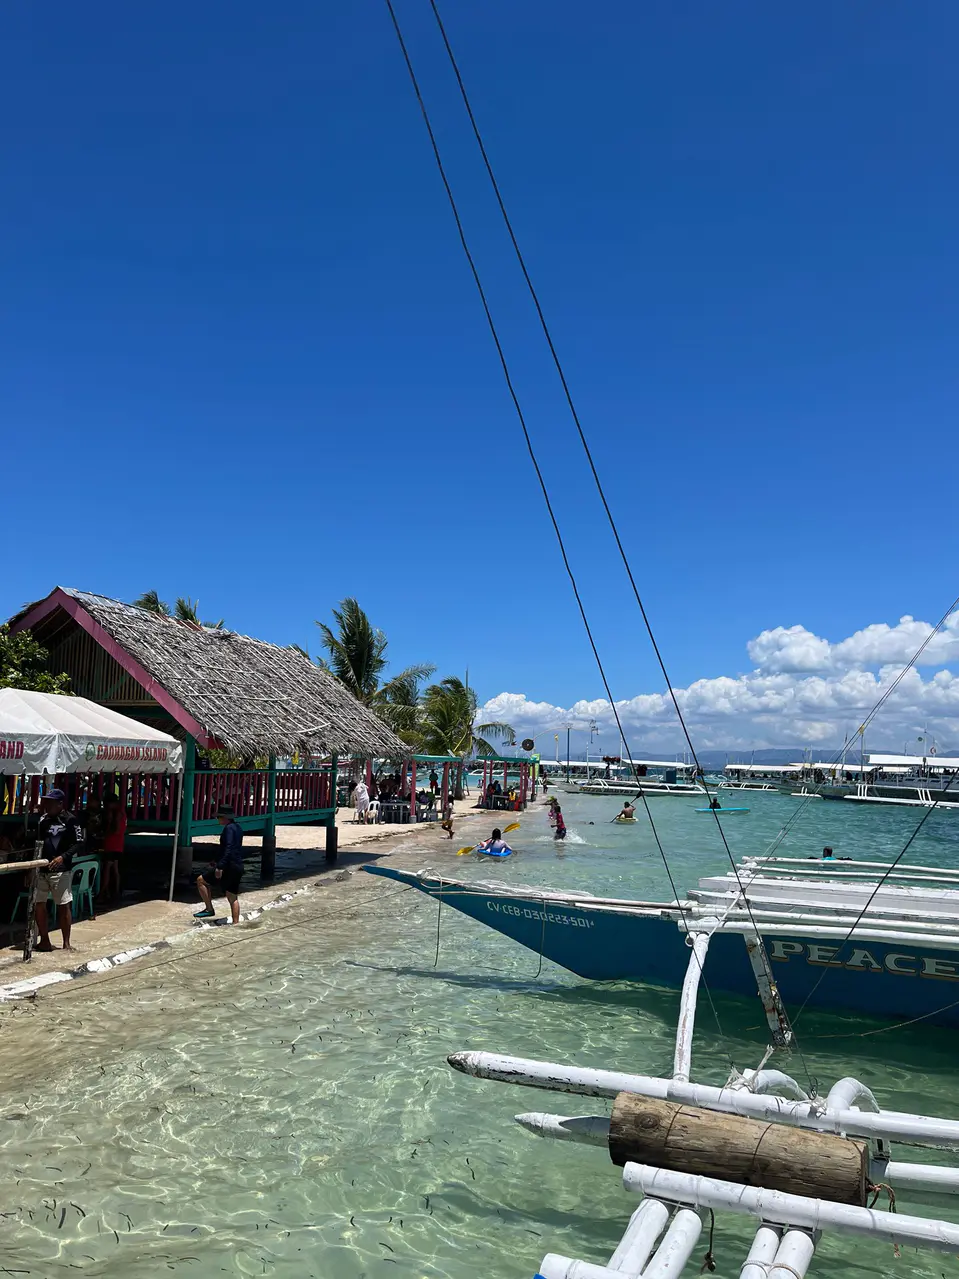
[{"left": 0, "top": 795, "right": 506, "bottom": 999}]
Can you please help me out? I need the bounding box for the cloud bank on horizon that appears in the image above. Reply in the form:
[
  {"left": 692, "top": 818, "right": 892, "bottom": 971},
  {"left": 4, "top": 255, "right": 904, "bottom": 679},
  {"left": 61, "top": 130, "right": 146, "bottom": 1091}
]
[{"left": 478, "top": 612, "right": 959, "bottom": 752}]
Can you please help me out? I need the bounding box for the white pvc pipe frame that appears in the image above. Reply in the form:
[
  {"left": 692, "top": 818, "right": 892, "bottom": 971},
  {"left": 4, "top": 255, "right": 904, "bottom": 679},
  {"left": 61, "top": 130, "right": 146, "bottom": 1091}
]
[
  {"left": 672, "top": 931, "right": 711, "bottom": 1082},
  {"left": 623, "top": 1162, "right": 959, "bottom": 1252},
  {"left": 537, "top": 1202, "right": 702, "bottom": 1279},
  {"left": 448, "top": 1051, "right": 959, "bottom": 1147}
]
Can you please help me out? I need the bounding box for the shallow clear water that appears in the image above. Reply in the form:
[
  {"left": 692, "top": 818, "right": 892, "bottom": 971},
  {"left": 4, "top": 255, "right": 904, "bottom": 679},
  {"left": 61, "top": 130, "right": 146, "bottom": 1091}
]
[{"left": 2, "top": 790, "right": 959, "bottom": 1278}]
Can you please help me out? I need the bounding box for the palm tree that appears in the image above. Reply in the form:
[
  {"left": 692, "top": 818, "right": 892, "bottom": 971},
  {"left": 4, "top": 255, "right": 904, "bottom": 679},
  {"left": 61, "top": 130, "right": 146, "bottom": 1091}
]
[
  {"left": 132, "top": 592, "right": 223, "bottom": 628},
  {"left": 419, "top": 676, "right": 515, "bottom": 798},
  {"left": 316, "top": 598, "right": 434, "bottom": 744},
  {"left": 174, "top": 597, "right": 223, "bottom": 628},
  {"left": 132, "top": 589, "right": 169, "bottom": 616}
]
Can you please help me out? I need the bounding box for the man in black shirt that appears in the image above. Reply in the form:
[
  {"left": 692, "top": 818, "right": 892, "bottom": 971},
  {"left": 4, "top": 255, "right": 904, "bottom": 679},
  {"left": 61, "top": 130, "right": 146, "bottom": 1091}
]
[
  {"left": 194, "top": 805, "right": 244, "bottom": 924},
  {"left": 36, "top": 788, "right": 85, "bottom": 951}
]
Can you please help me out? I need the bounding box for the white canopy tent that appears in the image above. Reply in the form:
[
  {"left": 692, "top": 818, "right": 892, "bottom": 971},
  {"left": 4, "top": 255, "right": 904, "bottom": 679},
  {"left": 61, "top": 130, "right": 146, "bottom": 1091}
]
[{"left": 0, "top": 688, "right": 183, "bottom": 776}]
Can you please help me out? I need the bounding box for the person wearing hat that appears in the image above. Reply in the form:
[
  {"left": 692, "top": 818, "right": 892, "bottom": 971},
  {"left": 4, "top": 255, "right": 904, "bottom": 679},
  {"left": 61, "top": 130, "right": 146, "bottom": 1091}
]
[
  {"left": 35, "top": 788, "right": 85, "bottom": 951},
  {"left": 195, "top": 804, "right": 244, "bottom": 923}
]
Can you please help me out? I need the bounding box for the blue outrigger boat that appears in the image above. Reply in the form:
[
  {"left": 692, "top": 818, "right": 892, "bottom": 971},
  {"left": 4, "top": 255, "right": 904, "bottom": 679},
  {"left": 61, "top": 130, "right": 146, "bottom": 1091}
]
[{"left": 365, "top": 855, "right": 959, "bottom": 1028}]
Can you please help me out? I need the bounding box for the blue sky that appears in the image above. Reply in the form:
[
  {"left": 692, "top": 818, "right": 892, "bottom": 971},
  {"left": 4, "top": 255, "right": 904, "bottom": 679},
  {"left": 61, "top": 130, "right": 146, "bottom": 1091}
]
[{"left": 3, "top": 1, "right": 957, "bottom": 752}]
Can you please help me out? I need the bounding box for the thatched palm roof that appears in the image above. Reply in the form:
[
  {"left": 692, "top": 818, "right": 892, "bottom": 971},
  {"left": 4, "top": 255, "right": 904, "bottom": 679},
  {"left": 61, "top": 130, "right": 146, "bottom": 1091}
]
[{"left": 10, "top": 588, "right": 408, "bottom": 759}]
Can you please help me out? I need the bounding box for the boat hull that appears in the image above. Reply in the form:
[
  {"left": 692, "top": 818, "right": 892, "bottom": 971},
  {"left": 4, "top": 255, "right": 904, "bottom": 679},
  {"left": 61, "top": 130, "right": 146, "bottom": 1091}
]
[{"left": 365, "top": 867, "right": 959, "bottom": 1028}]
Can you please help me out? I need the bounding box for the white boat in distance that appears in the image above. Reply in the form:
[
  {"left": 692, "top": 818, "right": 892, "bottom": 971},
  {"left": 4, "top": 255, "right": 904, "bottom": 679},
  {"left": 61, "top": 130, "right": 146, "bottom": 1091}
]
[
  {"left": 784, "top": 754, "right": 959, "bottom": 809},
  {"left": 567, "top": 759, "right": 706, "bottom": 797},
  {"left": 720, "top": 763, "right": 803, "bottom": 792}
]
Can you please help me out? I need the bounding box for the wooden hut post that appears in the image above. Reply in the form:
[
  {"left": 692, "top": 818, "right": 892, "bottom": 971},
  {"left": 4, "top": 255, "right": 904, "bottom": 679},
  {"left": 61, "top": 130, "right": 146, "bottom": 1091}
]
[
  {"left": 409, "top": 759, "right": 417, "bottom": 823},
  {"left": 21, "top": 852, "right": 42, "bottom": 963},
  {"left": 180, "top": 737, "right": 197, "bottom": 858},
  {"left": 261, "top": 755, "right": 277, "bottom": 881},
  {"left": 325, "top": 753, "right": 339, "bottom": 863},
  {"left": 442, "top": 761, "right": 449, "bottom": 816}
]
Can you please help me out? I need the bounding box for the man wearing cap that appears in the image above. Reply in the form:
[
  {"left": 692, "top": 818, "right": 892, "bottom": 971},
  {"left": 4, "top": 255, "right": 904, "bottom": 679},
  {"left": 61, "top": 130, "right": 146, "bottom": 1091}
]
[
  {"left": 194, "top": 804, "right": 244, "bottom": 924},
  {"left": 35, "top": 789, "right": 85, "bottom": 951}
]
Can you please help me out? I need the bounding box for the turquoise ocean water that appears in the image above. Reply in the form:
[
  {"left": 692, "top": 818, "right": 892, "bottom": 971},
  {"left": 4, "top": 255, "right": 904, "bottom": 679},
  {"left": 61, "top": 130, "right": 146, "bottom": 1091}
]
[{"left": 2, "top": 789, "right": 959, "bottom": 1278}]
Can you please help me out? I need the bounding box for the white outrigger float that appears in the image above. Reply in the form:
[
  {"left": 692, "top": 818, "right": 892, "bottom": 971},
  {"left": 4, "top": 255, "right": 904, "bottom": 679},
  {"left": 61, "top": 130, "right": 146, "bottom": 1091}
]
[{"left": 444, "top": 919, "right": 959, "bottom": 1279}]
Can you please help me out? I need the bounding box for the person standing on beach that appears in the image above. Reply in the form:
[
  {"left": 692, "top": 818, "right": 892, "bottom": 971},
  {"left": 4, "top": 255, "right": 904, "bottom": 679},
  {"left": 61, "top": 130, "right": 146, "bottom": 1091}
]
[
  {"left": 35, "top": 789, "right": 85, "bottom": 951},
  {"left": 195, "top": 805, "right": 244, "bottom": 923},
  {"left": 353, "top": 778, "right": 371, "bottom": 823},
  {"left": 100, "top": 789, "right": 127, "bottom": 902}
]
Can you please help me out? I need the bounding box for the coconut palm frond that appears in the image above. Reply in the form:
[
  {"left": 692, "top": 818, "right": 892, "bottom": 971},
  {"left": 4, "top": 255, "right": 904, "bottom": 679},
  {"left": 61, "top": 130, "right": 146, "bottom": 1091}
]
[
  {"left": 133, "top": 590, "right": 170, "bottom": 616},
  {"left": 476, "top": 720, "right": 516, "bottom": 744},
  {"left": 316, "top": 598, "right": 388, "bottom": 704},
  {"left": 174, "top": 596, "right": 224, "bottom": 629}
]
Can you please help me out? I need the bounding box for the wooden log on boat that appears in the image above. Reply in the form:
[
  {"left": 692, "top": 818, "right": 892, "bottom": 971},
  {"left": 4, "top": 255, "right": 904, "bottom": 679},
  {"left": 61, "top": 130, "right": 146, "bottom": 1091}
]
[{"left": 608, "top": 1093, "right": 867, "bottom": 1205}]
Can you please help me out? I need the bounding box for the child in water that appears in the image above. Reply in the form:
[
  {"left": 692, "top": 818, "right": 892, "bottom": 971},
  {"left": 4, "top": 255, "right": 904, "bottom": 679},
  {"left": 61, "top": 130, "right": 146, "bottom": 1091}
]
[
  {"left": 478, "top": 828, "right": 510, "bottom": 854},
  {"left": 553, "top": 806, "right": 567, "bottom": 840}
]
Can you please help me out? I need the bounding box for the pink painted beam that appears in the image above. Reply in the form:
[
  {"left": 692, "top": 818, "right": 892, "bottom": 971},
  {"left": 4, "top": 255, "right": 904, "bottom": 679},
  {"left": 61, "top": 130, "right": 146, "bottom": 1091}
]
[{"left": 11, "top": 588, "right": 217, "bottom": 747}]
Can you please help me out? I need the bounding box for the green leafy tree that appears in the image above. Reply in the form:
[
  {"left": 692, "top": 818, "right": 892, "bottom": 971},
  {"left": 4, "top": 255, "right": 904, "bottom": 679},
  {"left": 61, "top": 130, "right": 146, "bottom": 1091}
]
[
  {"left": 0, "top": 624, "right": 72, "bottom": 694},
  {"left": 419, "top": 676, "right": 515, "bottom": 797},
  {"left": 133, "top": 591, "right": 223, "bottom": 628},
  {"left": 315, "top": 598, "right": 434, "bottom": 744}
]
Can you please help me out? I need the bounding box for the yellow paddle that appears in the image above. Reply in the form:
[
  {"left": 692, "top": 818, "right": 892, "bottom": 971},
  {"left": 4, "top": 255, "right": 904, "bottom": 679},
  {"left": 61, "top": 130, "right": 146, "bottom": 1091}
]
[{"left": 456, "top": 821, "right": 521, "bottom": 854}]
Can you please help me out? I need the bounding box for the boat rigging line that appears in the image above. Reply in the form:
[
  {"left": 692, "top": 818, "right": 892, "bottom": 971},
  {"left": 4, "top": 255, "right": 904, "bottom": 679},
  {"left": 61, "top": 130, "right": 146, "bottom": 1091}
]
[
  {"left": 789, "top": 765, "right": 959, "bottom": 1030},
  {"left": 756, "top": 588, "right": 959, "bottom": 862},
  {"left": 381, "top": 0, "right": 745, "bottom": 1065},
  {"left": 424, "top": 1, "right": 959, "bottom": 956},
  {"left": 385, "top": 0, "right": 798, "bottom": 1068},
  {"left": 424, "top": 0, "right": 732, "bottom": 825}
]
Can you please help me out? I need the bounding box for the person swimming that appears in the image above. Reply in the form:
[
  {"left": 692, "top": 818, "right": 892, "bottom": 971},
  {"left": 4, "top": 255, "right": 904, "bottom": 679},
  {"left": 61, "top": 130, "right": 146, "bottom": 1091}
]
[{"left": 478, "top": 827, "right": 511, "bottom": 854}]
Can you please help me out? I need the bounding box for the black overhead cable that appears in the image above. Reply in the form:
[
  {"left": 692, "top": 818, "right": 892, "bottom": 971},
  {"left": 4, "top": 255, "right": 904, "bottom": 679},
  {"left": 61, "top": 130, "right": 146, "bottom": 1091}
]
[
  {"left": 401, "top": 0, "right": 959, "bottom": 1062},
  {"left": 429, "top": 0, "right": 959, "bottom": 900},
  {"left": 790, "top": 767, "right": 959, "bottom": 1028},
  {"left": 418, "top": 0, "right": 789, "bottom": 1013},
  {"left": 382, "top": 0, "right": 735, "bottom": 1064}
]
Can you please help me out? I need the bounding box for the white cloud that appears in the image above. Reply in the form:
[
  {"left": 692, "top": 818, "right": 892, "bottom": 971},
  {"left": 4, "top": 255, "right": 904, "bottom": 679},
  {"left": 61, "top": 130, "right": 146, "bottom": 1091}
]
[
  {"left": 478, "top": 612, "right": 959, "bottom": 752},
  {"left": 746, "top": 613, "right": 959, "bottom": 675}
]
